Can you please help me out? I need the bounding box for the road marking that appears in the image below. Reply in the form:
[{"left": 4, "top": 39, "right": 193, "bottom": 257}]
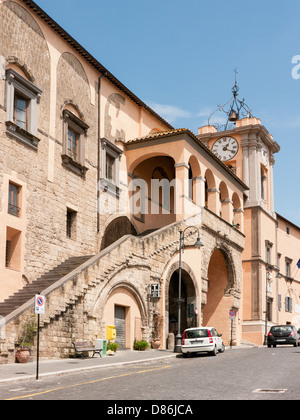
[
  {"left": 253, "top": 389, "right": 287, "bottom": 394},
  {"left": 5, "top": 365, "right": 172, "bottom": 400}
]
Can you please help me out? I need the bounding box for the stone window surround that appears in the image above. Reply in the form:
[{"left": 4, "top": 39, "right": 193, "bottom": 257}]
[
  {"left": 62, "top": 109, "right": 89, "bottom": 177},
  {"left": 5, "top": 68, "right": 42, "bottom": 150},
  {"left": 100, "top": 138, "right": 123, "bottom": 196}
]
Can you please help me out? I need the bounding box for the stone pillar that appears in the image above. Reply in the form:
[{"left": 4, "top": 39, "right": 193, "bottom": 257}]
[{"left": 174, "top": 162, "right": 189, "bottom": 220}]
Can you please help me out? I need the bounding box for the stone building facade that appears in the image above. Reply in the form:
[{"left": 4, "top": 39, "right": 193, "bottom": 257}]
[{"left": 0, "top": 0, "right": 299, "bottom": 363}]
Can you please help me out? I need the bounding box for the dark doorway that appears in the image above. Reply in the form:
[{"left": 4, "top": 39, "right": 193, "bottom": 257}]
[
  {"left": 168, "top": 269, "right": 197, "bottom": 336},
  {"left": 114, "top": 305, "right": 126, "bottom": 349}
]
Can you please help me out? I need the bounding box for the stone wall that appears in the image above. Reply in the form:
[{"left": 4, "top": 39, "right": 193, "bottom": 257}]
[{"left": 0, "top": 211, "right": 244, "bottom": 363}]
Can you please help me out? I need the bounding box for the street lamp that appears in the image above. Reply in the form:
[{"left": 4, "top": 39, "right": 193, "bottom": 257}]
[
  {"left": 263, "top": 268, "right": 282, "bottom": 345},
  {"left": 174, "top": 226, "right": 204, "bottom": 353}
]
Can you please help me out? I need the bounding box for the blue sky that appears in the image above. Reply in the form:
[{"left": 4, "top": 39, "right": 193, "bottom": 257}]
[{"left": 36, "top": 0, "right": 300, "bottom": 226}]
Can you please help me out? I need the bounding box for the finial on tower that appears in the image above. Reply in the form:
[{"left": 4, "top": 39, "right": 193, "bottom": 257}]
[{"left": 208, "top": 69, "right": 253, "bottom": 131}]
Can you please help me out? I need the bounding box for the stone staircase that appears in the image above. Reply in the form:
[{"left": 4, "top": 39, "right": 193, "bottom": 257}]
[
  {"left": 0, "top": 222, "right": 186, "bottom": 363},
  {"left": 0, "top": 255, "right": 93, "bottom": 318}
]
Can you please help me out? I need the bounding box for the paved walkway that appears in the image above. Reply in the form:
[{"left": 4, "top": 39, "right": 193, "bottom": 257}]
[{"left": 0, "top": 350, "right": 178, "bottom": 383}]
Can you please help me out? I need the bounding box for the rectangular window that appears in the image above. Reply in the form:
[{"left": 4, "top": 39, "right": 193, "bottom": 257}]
[
  {"left": 61, "top": 110, "right": 89, "bottom": 177},
  {"left": 278, "top": 294, "right": 282, "bottom": 311},
  {"left": 8, "top": 182, "right": 21, "bottom": 217},
  {"left": 106, "top": 153, "right": 115, "bottom": 181},
  {"left": 6, "top": 68, "right": 42, "bottom": 149},
  {"left": 285, "top": 296, "right": 293, "bottom": 313},
  {"left": 266, "top": 246, "right": 271, "bottom": 265},
  {"left": 66, "top": 208, "right": 77, "bottom": 239},
  {"left": 68, "top": 129, "right": 79, "bottom": 162},
  {"left": 100, "top": 138, "right": 123, "bottom": 197},
  {"left": 5, "top": 240, "right": 11, "bottom": 268},
  {"left": 286, "top": 260, "right": 291, "bottom": 277},
  {"left": 5, "top": 227, "right": 21, "bottom": 270},
  {"left": 14, "top": 95, "right": 28, "bottom": 130}
]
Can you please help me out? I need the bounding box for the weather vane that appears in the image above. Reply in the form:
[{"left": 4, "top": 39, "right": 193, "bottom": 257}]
[{"left": 208, "top": 69, "right": 253, "bottom": 131}]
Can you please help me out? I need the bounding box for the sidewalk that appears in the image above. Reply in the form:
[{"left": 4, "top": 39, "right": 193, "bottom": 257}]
[
  {"left": 0, "top": 350, "right": 178, "bottom": 383},
  {"left": 0, "top": 342, "right": 258, "bottom": 384}
]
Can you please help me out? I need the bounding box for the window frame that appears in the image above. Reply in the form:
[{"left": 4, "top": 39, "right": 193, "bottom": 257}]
[
  {"left": 285, "top": 257, "right": 293, "bottom": 279},
  {"left": 66, "top": 208, "right": 77, "bottom": 240},
  {"left": 100, "top": 138, "right": 123, "bottom": 196},
  {"left": 8, "top": 182, "right": 21, "bottom": 217},
  {"left": 285, "top": 296, "right": 293, "bottom": 313},
  {"left": 62, "top": 109, "right": 89, "bottom": 177},
  {"left": 5, "top": 68, "right": 42, "bottom": 149}
]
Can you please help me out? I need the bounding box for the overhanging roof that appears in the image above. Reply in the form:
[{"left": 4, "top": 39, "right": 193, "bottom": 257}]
[
  {"left": 21, "top": 0, "right": 174, "bottom": 131},
  {"left": 124, "top": 128, "right": 249, "bottom": 191}
]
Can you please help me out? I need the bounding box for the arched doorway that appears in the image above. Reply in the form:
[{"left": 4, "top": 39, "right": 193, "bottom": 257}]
[
  {"left": 101, "top": 216, "right": 137, "bottom": 250},
  {"left": 203, "top": 248, "right": 235, "bottom": 345},
  {"left": 103, "top": 285, "right": 144, "bottom": 349},
  {"left": 168, "top": 268, "right": 197, "bottom": 336}
]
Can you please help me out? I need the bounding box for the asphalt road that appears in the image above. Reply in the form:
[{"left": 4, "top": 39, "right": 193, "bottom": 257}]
[{"left": 1, "top": 346, "right": 300, "bottom": 402}]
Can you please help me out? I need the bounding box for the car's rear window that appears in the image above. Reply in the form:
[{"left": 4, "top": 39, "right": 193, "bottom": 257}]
[
  {"left": 185, "top": 329, "right": 209, "bottom": 339},
  {"left": 271, "top": 326, "right": 293, "bottom": 333}
]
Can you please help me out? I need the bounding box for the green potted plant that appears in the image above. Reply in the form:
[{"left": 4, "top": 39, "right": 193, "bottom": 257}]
[
  {"left": 16, "top": 316, "right": 37, "bottom": 363},
  {"left": 133, "top": 340, "right": 149, "bottom": 351},
  {"left": 108, "top": 342, "right": 119, "bottom": 353}
]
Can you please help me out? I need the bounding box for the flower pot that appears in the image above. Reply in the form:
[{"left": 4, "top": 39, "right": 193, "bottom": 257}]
[
  {"left": 16, "top": 348, "right": 31, "bottom": 364},
  {"left": 151, "top": 340, "right": 161, "bottom": 349}
]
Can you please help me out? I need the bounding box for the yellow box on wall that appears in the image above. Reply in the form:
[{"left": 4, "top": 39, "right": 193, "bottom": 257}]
[{"left": 106, "top": 325, "right": 116, "bottom": 341}]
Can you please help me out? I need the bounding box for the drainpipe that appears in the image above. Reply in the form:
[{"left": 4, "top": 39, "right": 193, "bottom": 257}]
[{"left": 97, "top": 73, "right": 106, "bottom": 233}]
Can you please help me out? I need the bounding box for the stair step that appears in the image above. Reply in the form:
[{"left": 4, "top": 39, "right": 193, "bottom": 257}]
[{"left": 0, "top": 255, "right": 93, "bottom": 317}]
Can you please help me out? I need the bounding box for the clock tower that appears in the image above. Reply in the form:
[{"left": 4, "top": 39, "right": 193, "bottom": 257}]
[
  {"left": 197, "top": 84, "right": 281, "bottom": 345},
  {"left": 199, "top": 96, "right": 280, "bottom": 217}
]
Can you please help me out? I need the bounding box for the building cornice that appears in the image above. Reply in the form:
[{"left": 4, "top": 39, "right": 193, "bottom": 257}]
[{"left": 20, "top": 0, "right": 173, "bottom": 131}]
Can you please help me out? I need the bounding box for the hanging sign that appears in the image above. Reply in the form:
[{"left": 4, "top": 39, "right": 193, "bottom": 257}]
[{"left": 151, "top": 284, "right": 161, "bottom": 298}]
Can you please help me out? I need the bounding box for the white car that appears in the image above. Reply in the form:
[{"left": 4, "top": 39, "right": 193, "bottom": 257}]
[{"left": 182, "top": 327, "right": 225, "bottom": 357}]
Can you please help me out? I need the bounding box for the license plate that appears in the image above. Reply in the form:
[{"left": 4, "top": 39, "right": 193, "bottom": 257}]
[
  {"left": 277, "top": 339, "right": 286, "bottom": 342},
  {"left": 191, "top": 340, "right": 203, "bottom": 345}
]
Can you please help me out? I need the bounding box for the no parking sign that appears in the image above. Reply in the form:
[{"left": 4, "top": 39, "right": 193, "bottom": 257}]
[
  {"left": 35, "top": 295, "right": 45, "bottom": 315},
  {"left": 229, "top": 310, "right": 236, "bottom": 319}
]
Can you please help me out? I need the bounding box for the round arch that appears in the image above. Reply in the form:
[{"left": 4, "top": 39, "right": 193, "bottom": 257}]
[
  {"left": 100, "top": 216, "right": 137, "bottom": 250},
  {"left": 165, "top": 261, "right": 200, "bottom": 336},
  {"left": 188, "top": 156, "right": 201, "bottom": 201},
  {"left": 102, "top": 280, "right": 148, "bottom": 349},
  {"left": 203, "top": 246, "right": 237, "bottom": 345},
  {"left": 204, "top": 169, "right": 217, "bottom": 212},
  {"left": 128, "top": 152, "right": 175, "bottom": 175}
]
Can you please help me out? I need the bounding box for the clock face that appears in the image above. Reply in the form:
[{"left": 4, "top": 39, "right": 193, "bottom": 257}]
[
  {"left": 212, "top": 137, "right": 239, "bottom": 162},
  {"left": 261, "top": 143, "right": 269, "bottom": 166}
]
